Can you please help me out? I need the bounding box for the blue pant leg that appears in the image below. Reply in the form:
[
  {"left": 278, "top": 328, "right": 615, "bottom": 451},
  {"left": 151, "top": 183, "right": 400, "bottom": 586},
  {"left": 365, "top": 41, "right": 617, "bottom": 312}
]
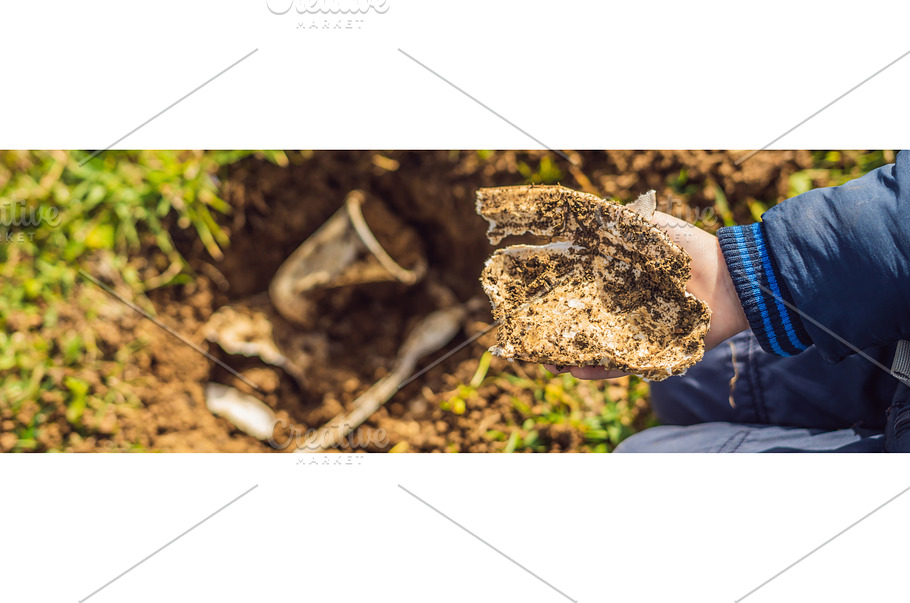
[
  {"left": 615, "top": 423, "right": 884, "bottom": 453},
  {"left": 884, "top": 382, "right": 910, "bottom": 452},
  {"left": 649, "top": 331, "right": 897, "bottom": 430},
  {"left": 646, "top": 331, "right": 755, "bottom": 426}
]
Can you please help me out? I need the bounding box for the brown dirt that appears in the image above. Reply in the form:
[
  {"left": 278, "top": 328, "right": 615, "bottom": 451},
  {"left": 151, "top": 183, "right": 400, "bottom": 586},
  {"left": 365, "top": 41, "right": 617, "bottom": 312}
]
[{"left": 6, "top": 150, "right": 819, "bottom": 452}]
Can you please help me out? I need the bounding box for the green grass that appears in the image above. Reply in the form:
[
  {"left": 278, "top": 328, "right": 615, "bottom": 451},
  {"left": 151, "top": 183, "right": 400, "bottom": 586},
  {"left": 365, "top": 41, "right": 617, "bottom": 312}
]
[
  {"left": 519, "top": 156, "right": 564, "bottom": 185},
  {"left": 441, "top": 351, "right": 653, "bottom": 452},
  {"left": 0, "top": 150, "right": 285, "bottom": 451}
]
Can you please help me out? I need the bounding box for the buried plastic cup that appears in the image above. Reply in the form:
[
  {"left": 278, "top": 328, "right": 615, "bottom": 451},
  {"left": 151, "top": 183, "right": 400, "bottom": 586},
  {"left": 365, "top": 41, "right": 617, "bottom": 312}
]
[{"left": 269, "top": 190, "right": 427, "bottom": 326}]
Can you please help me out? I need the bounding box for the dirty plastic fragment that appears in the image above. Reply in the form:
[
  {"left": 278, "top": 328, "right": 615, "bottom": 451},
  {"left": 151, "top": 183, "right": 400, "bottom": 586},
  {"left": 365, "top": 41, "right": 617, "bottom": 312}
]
[
  {"left": 477, "top": 184, "right": 711, "bottom": 381},
  {"left": 205, "top": 382, "right": 277, "bottom": 440}
]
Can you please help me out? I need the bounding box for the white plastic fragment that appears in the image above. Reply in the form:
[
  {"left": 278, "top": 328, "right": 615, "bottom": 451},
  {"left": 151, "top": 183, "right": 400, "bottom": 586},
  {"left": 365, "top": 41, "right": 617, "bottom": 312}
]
[{"left": 205, "top": 382, "right": 277, "bottom": 441}]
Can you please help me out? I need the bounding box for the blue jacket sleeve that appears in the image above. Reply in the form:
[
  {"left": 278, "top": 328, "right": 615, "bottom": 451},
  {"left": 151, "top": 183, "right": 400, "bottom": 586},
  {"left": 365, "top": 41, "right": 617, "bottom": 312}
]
[{"left": 716, "top": 151, "right": 910, "bottom": 362}]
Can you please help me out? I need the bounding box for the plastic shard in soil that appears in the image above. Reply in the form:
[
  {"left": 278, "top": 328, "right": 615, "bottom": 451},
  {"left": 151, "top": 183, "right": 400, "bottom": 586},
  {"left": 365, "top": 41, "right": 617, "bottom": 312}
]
[
  {"left": 476, "top": 184, "right": 711, "bottom": 381},
  {"left": 270, "top": 189, "right": 427, "bottom": 327}
]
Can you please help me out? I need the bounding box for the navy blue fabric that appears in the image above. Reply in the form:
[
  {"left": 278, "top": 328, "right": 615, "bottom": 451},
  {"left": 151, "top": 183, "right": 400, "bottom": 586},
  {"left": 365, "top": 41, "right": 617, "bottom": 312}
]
[
  {"left": 622, "top": 153, "right": 910, "bottom": 452},
  {"left": 884, "top": 383, "right": 910, "bottom": 452},
  {"left": 750, "top": 151, "right": 910, "bottom": 363},
  {"left": 614, "top": 330, "right": 900, "bottom": 453}
]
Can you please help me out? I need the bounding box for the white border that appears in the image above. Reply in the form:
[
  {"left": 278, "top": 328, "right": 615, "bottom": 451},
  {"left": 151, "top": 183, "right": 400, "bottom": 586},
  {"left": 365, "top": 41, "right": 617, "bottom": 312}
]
[
  {"left": 0, "top": 0, "right": 908, "bottom": 148},
  {"left": 1, "top": 455, "right": 908, "bottom": 602}
]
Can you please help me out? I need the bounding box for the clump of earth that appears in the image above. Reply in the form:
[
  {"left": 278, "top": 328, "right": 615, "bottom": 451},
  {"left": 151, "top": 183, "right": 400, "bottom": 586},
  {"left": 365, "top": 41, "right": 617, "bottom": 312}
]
[{"left": 478, "top": 185, "right": 711, "bottom": 381}]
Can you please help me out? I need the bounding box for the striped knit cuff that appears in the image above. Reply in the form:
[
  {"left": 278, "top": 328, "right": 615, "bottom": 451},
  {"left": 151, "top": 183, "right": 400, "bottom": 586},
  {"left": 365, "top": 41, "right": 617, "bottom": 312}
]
[{"left": 717, "top": 222, "right": 812, "bottom": 356}]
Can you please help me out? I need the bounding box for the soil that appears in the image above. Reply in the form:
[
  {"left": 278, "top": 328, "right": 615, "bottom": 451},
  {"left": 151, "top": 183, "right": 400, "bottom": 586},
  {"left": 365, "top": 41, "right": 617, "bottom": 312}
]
[{"left": 6, "top": 150, "right": 819, "bottom": 452}]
